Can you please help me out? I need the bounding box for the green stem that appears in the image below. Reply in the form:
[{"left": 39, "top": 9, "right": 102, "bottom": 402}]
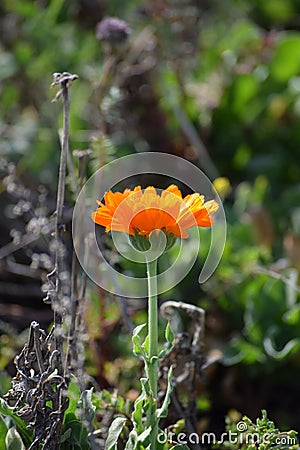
[{"left": 145, "top": 256, "right": 159, "bottom": 447}]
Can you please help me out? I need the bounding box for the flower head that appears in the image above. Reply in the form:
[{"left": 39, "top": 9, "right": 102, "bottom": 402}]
[
  {"left": 96, "top": 17, "right": 131, "bottom": 43},
  {"left": 92, "top": 184, "right": 219, "bottom": 241}
]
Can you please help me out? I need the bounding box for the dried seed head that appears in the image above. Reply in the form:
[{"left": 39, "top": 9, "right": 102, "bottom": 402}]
[
  {"left": 51, "top": 72, "right": 79, "bottom": 87},
  {"left": 51, "top": 72, "right": 79, "bottom": 101},
  {"left": 96, "top": 17, "right": 131, "bottom": 43}
]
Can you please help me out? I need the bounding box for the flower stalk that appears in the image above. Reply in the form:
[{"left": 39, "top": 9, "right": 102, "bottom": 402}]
[
  {"left": 146, "top": 257, "right": 158, "bottom": 397},
  {"left": 146, "top": 256, "right": 159, "bottom": 447}
]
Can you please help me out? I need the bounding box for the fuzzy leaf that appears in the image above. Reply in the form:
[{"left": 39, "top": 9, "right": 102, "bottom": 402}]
[
  {"left": 132, "top": 392, "right": 147, "bottom": 433},
  {"left": 101, "top": 389, "right": 112, "bottom": 404},
  {"left": 125, "top": 430, "right": 147, "bottom": 450},
  {"left": 64, "top": 377, "right": 81, "bottom": 417},
  {"left": 165, "top": 322, "right": 174, "bottom": 345},
  {"left": 5, "top": 427, "right": 26, "bottom": 450},
  {"left": 137, "top": 425, "right": 152, "bottom": 443},
  {"left": 132, "top": 324, "right": 147, "bottom": 358},
  {"left": 158, "top": 342, "right": 173, "bottom": 360},
  {"left": 105, "top": 417, "right": 128, "bottom": 450},
  {"left": 0, "top": 399, "right": 32, "bottom": 447},
  {"left": 142, "top": 335, "right": 150, "bottom": 355},
  {"left": 157, "top": 366, "right": 173, "bottom": 419},
  {"left": 140, "top": 377, "right": 151, "bottom": 397},
  {"left": 79, "top": 388, "right": 96, "bottom": 423},
  {"left": 133, "top": 324, "right": 147, "bottom": 337},
  {"left": 60, "top": 427, "right": 72, "bottom": 443}
]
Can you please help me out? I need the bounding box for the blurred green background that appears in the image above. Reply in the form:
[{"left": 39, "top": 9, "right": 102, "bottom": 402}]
[{"left": 0, "top": 0, "right": 300, "bottom": 440}]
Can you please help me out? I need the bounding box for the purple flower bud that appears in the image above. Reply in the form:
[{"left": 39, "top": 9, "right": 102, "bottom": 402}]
[{"left": 96, "top": 17, "right": 131, "bottom": 43}]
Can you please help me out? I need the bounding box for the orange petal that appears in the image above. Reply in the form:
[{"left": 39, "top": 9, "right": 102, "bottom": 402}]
[{"left": 163, "top": 184, "right": 183, "bottom": 198}]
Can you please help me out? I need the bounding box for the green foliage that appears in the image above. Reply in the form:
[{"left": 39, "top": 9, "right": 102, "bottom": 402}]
[
  {"left": 61, "top": 379, "right": 94, "bottom": 450},
  {"left": 189, "top": 175, "right": 300, "bottom": 374},
  {"left": 0, "top": 414, "right": 8, "bottom": 448},
  {"left": 104, "top": 322, "right": 178, "bottom": 450},
  {"left": 0, "top": 398, "right": 33, "bottom": 448}
]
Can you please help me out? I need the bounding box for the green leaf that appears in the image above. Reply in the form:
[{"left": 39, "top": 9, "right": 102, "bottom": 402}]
[
  {"left": 231, "top": 74, "right": 259, "bottom": 119},
  {"left": 5, "top": 427, "right": 26, "bottom": 450},
  {"left": 0, "top": 415, "right": 8, "bottom": 448},
  {"left": 142, "top": 335, "right": 150, "bottom": 355},
  {"left": 270, "top": 34, "right": 300, "bottom": 82},
  {"left": 158, "top": 343, "right": 172, "bottom": 360},
  {"left": 105, "top": 417, "right": 128, "bottom": 450},
  {"left": 132, "top": 336, "right": 145, "bottom": 358},
  {"left": 157, "top": 367, "right": 173, "bottom": 419},
  {"left": 64, "top": 377, "right": 81, "bottom": 417},
  {"left": 0, "top": 399, "right": 32, "bottom": 447},
  {"left": 133, "top": 324, "right": 147, "bottom": 337},
  {"left": 79, "top": 388, "right": 96, "bottom": 423},
  {"left": 260, "top": 0, "right": 294, "bottom": 22},
  {"left": 132, "top": 324, "right": 147, "bottom": 358},
  {"left": 100, "top": 389, "right": 112, "bottom": 404},
  {"left": 62, "top": 415, "right": 90, "bottom": 449},
  {"left": 137, "top": 425, "right": 152, "bottom": 443},
  {"left": 140, "top": 377, "right": 151, "bottom": 397},
  {"left": 60, "top": 427, "right": 72, "bottom": 443},
  {"left": 62, "top": 379, "right": 95, "bottom": 448},
  {"left": 132, "top": 393, "right": 146, "bottom": 433},
  {"left": 165, "top": 322, "right": 174, "bottom": 345},
  {"left": 284, "top": 305, "right": 300, "bottom": 325},
  {"left": 124, "top": 431, "right": 138, "bottom": 450}
]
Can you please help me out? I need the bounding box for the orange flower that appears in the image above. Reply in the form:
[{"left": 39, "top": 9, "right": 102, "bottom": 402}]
[{"left": 92, "top": 184, "right": 219, "bottom": 239}]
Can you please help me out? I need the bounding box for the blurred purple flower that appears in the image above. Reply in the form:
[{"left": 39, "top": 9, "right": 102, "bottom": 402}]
[{"left": 96, "top": 17, "right": 131, "bottom": 43}]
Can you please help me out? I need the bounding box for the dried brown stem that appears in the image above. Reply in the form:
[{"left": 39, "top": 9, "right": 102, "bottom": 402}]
[
  {"left": 50, "top": 72, "right": 78, "bottom": 370},
  {"left": 65, "top": 149, "right": 92, "bottom": 375}
]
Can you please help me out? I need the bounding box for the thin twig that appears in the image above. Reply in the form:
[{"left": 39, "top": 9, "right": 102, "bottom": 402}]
[
  {"left": 97, "top": 52, "right": 116, "bottom": 134},
  {"left": 254, "top": 266, "right": 300, "bottom": 293},
  {"left": 161, "top": 65, "right": 219, "bottom": 180},
  {"left": 58, "top": 128, "right": 78, "bottom": 194},
  {"left": 0, "top": 233, "right": 39, "bottom": 260},
  {"left": 172, "top": 104, "right": 219, "bottom": 180}
]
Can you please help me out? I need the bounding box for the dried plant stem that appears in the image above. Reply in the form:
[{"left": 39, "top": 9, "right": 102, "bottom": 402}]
[
  {"left": 55, "top": 86, "right": 69, "bottom": 227},
  {"left": 65, "top": 150, "right": 92, "bottom": 375},
  {"left": 53, "top": 79, "right": 69, "bottom": 360},
  {"left": 51, "top": 72, "right": 77, "bottom": 450}
]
